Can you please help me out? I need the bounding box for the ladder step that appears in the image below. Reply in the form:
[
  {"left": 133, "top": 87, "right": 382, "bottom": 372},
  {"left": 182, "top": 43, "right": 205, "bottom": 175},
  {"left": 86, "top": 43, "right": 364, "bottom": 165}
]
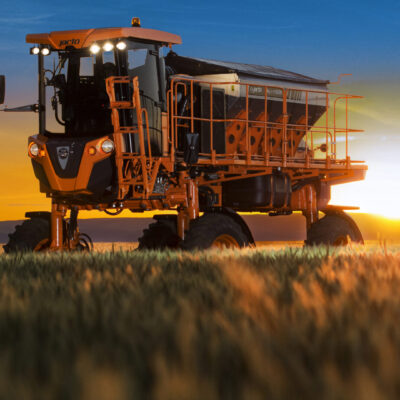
[
  {"left": 114, "top": 127, "right": 140, "bottom": 134},
  {"left": 109, "top": 101, "right": 134, "bottom": 109},
  {"left": 107, "top": 76, "right": 131, "bottom": 84}
]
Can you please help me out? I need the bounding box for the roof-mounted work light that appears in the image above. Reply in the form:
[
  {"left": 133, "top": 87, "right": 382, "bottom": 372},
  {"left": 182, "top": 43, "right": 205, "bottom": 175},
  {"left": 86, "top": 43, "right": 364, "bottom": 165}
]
[
  {"left": 30, "top": 46, "right": 51, "bottom": 56},
  {"left": 89, "top": 43, "right": 101, "bottom": 54},
  {"left": 103, "top": 42, "right": 114, "bottom": 52},
  {"left": 30, "top": 46, "right": 40, "bottom": 55},
  {"left": 116, "top": 41, "right": 127, "bottom": 50},
  {"left": 41, "top": 47, "right": 51, "bottom": 56}
]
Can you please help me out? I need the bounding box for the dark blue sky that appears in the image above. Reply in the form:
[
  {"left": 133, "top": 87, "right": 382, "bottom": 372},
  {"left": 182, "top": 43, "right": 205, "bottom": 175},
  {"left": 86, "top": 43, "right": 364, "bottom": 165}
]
[
  {"left": 0, "top": 0, "right": 399, "bottom": 218},
  {"left": 1, "top": 0, "right": 399, "bottom": 103}
]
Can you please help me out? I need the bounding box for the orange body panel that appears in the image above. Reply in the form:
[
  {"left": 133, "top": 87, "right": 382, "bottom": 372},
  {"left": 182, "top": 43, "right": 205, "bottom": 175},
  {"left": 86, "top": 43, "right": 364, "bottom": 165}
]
[
  {"left": 226, "top": 112, "right": 304, "bottom": 157},
  {"left": 29, "top": 135, "right": 112, "bottom": 193},
  {"left": 26, "top": 27, "right": 182, "bottom": 50}
]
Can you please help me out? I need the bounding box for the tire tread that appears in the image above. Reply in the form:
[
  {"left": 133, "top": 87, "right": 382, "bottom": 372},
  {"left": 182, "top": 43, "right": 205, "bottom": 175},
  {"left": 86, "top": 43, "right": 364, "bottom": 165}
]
[
  {"left": 3, "top": 218, "right": 50, "bottom": 253},
  {"left": 181, "top": 213, "right": 249, "bottom": 250},
  {"left": 306, "top": 214, "right": 363, "bottom": 245}
]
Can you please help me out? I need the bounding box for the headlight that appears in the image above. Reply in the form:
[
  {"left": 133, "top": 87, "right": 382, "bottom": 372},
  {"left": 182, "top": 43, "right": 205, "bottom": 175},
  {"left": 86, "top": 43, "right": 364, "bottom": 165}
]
[
  {"left": 103, "top": 42, "right": 114, "bottom": 52},
  {"left": 101, "top": 139, "right": 114, "bottom": 153},
  {"left": 29, "top": 142, "right": 39, "bottom": 157},
  {"left": 90, "top": 43, "right": 101, "bottom": 54},
  {"left": 116, "top": 41, "right": 127, "bottom": 50}
]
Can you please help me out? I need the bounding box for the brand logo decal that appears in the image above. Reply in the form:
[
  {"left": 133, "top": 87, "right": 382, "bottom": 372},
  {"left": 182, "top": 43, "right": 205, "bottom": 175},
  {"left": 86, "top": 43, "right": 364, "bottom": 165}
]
[
  {"left": 57, "top": 146, "right": 70, "bottom": 170},
  {"left": 59, "top": 39, "right": 80, "bottom": 47}
]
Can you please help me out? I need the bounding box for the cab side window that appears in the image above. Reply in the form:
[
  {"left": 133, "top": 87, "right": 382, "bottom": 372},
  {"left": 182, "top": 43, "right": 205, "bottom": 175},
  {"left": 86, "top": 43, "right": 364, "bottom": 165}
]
[
  {"left": 127, "top": 48, "right": 158, "bottom": 102},
  {"left": 79, "top": 56, "right": 95, "bottom": 76}
]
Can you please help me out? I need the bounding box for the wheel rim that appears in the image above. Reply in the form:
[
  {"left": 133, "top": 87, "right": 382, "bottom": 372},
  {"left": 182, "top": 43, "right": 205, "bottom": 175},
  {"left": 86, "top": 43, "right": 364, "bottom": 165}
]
[
  {"left": 34, "top": 238, "right": 50, "bottom": 251},
  {"left": 212, "top": 234, "right": 240, "bottom": 249},
  {"left": 333, "top": 235, "right": 349, "bottom": 246}
]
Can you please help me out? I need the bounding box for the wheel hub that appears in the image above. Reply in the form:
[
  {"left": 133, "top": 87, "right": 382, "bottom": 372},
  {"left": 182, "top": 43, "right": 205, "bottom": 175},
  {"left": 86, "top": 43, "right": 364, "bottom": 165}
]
[{"left": 212, "top": 234, "right": 240, "bottom": 249}]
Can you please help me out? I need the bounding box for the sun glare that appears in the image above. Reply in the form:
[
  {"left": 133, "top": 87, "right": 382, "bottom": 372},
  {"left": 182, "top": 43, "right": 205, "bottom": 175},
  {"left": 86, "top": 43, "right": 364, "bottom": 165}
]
[{"left": 330, "top": 161, "right": 400, "bottom": 220}]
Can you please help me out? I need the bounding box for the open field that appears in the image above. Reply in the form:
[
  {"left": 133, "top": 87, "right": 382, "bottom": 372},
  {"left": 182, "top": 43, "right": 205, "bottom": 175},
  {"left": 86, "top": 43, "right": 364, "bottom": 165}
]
[
  {"left": 90, "top": 240, "right": 396, "bottom": 252},
  {"left": 1, "top": 245, "right": 400, "bottom": 399},
  {"left": 0, "top": 241, "right": 396, "bottom": 254}
]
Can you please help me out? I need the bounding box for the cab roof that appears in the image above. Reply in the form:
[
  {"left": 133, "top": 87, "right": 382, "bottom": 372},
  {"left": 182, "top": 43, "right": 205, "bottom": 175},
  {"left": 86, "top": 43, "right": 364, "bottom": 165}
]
[{"left": 26, "top": 27, "right": 182, "bottom": 50}]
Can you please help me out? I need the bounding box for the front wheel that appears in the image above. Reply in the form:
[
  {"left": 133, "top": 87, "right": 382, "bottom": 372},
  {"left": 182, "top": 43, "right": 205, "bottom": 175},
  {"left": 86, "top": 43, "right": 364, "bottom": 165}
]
[
  {"left": 3, "top": 217, "right": 51, "bottom": 253},
  {"left": 181, "top": 213, "right": 250, "bottom": 250},
  {"left": 306, "top": 212, "right": 364, "bottom": 246},
  {"left": 3, "top": 217, "right": 93, "bottom": 253}
]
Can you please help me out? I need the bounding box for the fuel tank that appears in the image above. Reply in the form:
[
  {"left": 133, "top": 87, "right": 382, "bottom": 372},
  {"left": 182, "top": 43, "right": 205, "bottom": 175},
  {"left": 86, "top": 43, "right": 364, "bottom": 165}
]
[{"left": 222, "top": 174, "right": 291, "bottom": 211}]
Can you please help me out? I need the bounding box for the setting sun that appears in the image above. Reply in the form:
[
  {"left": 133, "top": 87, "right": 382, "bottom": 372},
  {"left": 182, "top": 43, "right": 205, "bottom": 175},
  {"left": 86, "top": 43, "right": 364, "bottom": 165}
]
[{"left": 331, "top": 160, "right": 400, "bottom": 220}]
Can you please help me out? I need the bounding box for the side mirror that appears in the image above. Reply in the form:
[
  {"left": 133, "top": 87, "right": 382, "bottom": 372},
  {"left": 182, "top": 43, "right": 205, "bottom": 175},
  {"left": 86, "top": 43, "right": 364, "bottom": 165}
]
[
  {"left": 52, "top": 74, "right": 66, "bottom": 89},
  {"left": 0, "top": 75, "right": 5, "bottom": 104},
  {"left": 183, "top": 132, "right": 200, "bottom": 165}
]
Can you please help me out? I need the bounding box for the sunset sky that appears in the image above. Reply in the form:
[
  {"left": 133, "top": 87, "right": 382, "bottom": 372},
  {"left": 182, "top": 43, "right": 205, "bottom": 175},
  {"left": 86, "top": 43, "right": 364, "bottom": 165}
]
[{"left": 0, "top": 0, "right": 399, "bottom": 220}]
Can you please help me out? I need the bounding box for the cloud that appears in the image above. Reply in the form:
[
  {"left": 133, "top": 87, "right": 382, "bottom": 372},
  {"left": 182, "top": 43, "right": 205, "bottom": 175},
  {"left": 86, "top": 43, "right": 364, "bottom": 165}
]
[
  {"left": 0, "top": 14, "right": 54, "bottom": 25},
  {"left": 158, "top": 18, "right": 298, "bottom": 31},
  {"left": 312, "top": 136, "right": 357, "bottom": 144},
  {"left": 189, "top": 21, "right": 298, "bottom": 30}
]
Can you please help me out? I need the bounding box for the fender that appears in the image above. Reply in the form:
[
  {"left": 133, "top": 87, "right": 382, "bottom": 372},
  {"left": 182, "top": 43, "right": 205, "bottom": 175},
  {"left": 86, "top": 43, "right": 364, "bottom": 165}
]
[
  {"left": 25, "top": 211, "right": 51, "bottom": 221},
  {"left": 25, "top": 211, "right": 70, "bottom": 240},
  {"left": 219, "top": 208, "right": 256, "bottom": 246}
]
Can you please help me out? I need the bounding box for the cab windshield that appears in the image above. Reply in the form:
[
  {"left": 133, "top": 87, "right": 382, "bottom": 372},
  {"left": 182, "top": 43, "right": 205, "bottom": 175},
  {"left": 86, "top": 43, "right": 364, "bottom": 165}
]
[{"left": 44, "top": 40, "right": 162, "bottom": 139}]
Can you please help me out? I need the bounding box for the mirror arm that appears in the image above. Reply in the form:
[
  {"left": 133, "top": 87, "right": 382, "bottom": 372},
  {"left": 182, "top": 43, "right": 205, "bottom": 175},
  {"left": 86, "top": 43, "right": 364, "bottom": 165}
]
[{"left": 0, "top": 104, "right": 40, "bottom": 112}]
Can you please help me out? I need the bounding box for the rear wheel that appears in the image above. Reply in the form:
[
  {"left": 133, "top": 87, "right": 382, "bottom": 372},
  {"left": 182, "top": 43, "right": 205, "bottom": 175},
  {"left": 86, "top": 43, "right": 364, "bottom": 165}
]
[
  {"left": 306, "top": 212, "right": 363, "bottom": 246},
  {"left": 181, "top": 213, "right": 249, "bottom": 250},
  {"left": 138, "top": 217, "right": 181, "bottom": 250},
  {"left": 3, "top": 218, "right": 50, "bottom": 253}
]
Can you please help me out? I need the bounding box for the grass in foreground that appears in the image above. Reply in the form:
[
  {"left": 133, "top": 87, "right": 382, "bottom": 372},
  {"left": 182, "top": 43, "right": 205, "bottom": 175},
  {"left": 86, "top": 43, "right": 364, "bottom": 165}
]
[{"left": 1, "top": 245, "right": 400, "bottom": 399}]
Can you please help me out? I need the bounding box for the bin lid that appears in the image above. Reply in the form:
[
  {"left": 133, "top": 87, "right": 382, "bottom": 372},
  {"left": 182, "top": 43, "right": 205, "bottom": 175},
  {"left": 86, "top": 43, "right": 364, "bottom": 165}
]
[{"left": 165, "top": 52, "right": 329, "bottom": 85}]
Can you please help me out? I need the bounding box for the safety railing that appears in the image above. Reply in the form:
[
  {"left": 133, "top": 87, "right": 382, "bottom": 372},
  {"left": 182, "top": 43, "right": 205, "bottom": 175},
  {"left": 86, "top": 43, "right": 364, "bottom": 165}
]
[
  {"left": 168, "top": 76, "right": 364, "bottom": 169},
  {"left": 105, "top": 75, "right": 158, "bottom": 199}
]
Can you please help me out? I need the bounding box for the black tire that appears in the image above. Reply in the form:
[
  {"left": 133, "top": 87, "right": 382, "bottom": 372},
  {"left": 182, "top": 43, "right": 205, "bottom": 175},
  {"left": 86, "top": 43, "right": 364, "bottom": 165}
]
[
  {"left": 3, "top": 218, "right": 50, "bottom": 253},
  {"left": 138, "top": 217, "right": 181, "bottom": 250},
  {"left": 306, "top": 213, "right": 364, "bottom": 246},
  {"left": 181, "top": 213, "right": 250, "bottom": 250},
  {"left": 75, "top": 233, "right": 94, "bottom": 252}
]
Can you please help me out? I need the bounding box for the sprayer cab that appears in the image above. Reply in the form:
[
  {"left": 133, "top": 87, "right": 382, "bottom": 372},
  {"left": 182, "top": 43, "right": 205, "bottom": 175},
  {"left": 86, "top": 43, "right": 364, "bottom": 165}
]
[{"left": 25, "top": 25, "right": 181, "bottom": 201}]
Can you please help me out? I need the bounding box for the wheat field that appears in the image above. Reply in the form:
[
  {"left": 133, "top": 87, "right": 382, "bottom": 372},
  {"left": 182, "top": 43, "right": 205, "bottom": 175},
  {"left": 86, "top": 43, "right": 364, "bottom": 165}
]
[{"left": 1, "top": 244, "right": 400, "bottom": 399}]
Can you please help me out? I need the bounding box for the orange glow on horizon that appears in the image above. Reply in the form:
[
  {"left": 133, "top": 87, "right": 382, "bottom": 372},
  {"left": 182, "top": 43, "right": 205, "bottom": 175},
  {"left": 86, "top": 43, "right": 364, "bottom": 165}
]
[
  {"left": 331, "top": 160, "right": 400, "bottom": 220},
  {"left": 1, "top": 85, "right": 400, "bottom": 222}
]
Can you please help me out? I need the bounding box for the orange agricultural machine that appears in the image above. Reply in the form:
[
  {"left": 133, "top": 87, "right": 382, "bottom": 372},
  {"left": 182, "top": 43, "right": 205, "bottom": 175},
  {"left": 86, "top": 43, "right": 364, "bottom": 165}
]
[{"left": 3, "top": 19, "right": 367, "bottom": 252}]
